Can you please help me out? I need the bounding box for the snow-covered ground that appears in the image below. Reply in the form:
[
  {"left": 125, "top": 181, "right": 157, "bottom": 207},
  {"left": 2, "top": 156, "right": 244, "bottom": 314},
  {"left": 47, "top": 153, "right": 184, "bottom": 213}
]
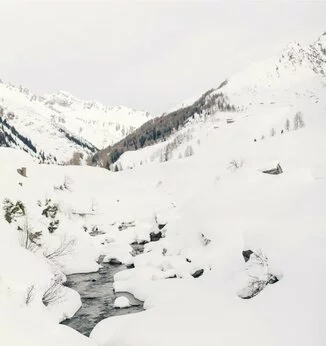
[{"left": 1, "top": 32, "right": 326, "bottom": 346}]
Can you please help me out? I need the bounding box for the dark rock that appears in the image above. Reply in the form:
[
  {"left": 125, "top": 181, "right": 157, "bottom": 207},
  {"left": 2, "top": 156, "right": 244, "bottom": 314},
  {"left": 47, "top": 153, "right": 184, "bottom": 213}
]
[
  {"left": 201, "top": 233, "right": 211, "bottom": 246},
  {"left": 167, "top": 274, "right": 177, "bottom": 279},
  {"left": 192, "top": 269, "right": 204, "bottom": 278},
  {"left": 109, "top": 258, "right": 122, "bottom": 265},
  {"left": 268, "top": 275, "right": 279, "bottom": 284},
  {"left": 118, "top": 221, "right": 136, "bottom": 231},
  {"left": 158, "top": 223, "right": 167, "bottom": 230},
  {"left": 242, "top": 249, "right": 254, "bottom": 262},
  {"left": 131, "top": 240, "right": 148, "bottom": 246},
  {"left": 17, "top": 167, "right": 27, "bottom": 177},
  {"left": 126, "top": 263, "right": 135, "bottom": 269},
  {"left": 150, "top": 231, "right": 162, "bottom": 242},
  {"left": 186, "top": 258, "right": 191, "bottom": 263},
  {"left": 262, "top": 163, "right": 283, "bottom": 175}
]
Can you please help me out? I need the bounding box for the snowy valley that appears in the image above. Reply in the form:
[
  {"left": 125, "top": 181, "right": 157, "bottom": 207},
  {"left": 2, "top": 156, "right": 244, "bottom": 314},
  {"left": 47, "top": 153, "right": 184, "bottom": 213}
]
[{"left": 1, "top": 32, "right": 326, "bottom": 346}]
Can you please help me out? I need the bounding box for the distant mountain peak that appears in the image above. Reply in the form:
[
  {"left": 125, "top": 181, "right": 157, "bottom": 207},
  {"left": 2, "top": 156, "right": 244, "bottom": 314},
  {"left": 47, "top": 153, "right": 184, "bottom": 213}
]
[{"left": 0, "top": 79, "right": 152, "bottom": 162}]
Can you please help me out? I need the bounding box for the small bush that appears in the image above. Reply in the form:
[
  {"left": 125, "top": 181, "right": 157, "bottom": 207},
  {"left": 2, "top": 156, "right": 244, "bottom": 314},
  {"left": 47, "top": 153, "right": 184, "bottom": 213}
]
[
  {"left": 42, "top": 275, "right": 64, "bottom": 307},
  {"left": 3, "top": 199, "right": 25, "bottom": 223},
  {"left": 43, "top": 237, "right": 76, "bottom": 262}
]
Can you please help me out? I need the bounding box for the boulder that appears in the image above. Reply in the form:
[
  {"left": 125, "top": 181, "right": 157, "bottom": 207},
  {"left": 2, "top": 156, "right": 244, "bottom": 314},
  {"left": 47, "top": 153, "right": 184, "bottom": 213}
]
[
  {"left": 242, "top": 249, "right": 254, "bottom": 262},
  {"left": 114, "top": 296, "right": 130, "bottom": 309},
  {"left": 262, "top": 163, "right": 283, "bottom": 175},
  {"left": 192, "top": 269, "right": 204, "bottom": 278},
  {"left": 150, "top": 231, "right": 162, "bottom": 242}
]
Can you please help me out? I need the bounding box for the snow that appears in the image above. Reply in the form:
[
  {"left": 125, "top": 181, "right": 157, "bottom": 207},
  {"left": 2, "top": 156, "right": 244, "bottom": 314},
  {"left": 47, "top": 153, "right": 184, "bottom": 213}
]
[
  {"left": 1, "top": 32, "right": 326, "bottom": 346},
  {"left": 90, "top": 33, "right": 326, "bottom": 346},
  {"left": 113, "top": 296, "right": 130, "bottom": 308}
]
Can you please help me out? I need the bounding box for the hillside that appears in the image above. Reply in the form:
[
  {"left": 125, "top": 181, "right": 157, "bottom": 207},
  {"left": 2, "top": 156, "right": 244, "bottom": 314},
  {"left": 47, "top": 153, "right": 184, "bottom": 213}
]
[
  {"left": 95, "top": 32, "right": 326, "bottom": 171},
  {"left": 0, "top": 81, "right": 151, "bottom": 163}
]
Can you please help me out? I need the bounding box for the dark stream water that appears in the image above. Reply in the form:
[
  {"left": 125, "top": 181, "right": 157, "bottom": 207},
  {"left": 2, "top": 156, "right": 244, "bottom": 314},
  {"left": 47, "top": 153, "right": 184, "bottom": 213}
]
[{"left": 61, "top": 259, "right": 144, "bottom": 336}]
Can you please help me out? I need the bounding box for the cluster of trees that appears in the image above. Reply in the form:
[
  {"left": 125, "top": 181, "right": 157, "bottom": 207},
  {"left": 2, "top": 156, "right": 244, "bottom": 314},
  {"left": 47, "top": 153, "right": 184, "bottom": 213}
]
[
  {"left": 158, "top": 130, "right": 194, "bottom": 163},
  {"left": 0, "top": 114, "right": 37, "bottom": 153},
  {"left": 58, "top": 127, "right": 98, "bottom": 153},
  {"left": 258, "top": 112, "right": 305, "bottom": 142},
  {"left": 92, "top": 90, "right": 236, "bottom": 169}
]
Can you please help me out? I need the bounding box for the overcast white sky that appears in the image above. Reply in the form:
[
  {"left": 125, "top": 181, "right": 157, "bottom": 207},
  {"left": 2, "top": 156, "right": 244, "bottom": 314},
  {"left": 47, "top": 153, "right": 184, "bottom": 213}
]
[{"left": 0, "top": 0, "right": 325, "bottom": 114}]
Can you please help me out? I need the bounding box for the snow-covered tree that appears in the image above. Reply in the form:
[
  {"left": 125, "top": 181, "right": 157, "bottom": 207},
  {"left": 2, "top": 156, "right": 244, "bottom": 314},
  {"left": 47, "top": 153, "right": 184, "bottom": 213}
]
[
  {"left": 270, "top": 128, "right": 276, "bottom": 137},
  {"left": 184, "top": 145, "right": 194, "bottom": 157},
  {"left": 293, "top": 111, "right": 305, "bottom": 130}
]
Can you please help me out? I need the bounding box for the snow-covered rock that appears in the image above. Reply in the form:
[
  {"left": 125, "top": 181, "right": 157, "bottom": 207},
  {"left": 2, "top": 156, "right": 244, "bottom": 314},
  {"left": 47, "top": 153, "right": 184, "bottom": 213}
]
[{"left": 113, "top": 296, "right": 131, "bottom": 308}]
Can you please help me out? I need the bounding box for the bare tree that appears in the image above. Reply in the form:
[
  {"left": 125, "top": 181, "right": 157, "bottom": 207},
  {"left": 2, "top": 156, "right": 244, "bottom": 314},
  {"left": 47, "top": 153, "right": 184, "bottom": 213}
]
[
  {"left": 285, "top": 118, "right": 290, "bottom": 132},
  {"left": 63, "top": 175, "right": 73, "bottom": 191}
]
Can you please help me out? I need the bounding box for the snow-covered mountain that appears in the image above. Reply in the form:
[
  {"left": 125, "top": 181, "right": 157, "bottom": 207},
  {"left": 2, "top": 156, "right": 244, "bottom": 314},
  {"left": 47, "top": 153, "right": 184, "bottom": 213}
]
[
  {"left": 104, "top": 32, "right": 326, "bottom": 170},
  {"left": 0, "top": 81, "right": 151, "bottom": 163},
  {"left": 1, "top": 32, "right": 326, "bottom": 346}
]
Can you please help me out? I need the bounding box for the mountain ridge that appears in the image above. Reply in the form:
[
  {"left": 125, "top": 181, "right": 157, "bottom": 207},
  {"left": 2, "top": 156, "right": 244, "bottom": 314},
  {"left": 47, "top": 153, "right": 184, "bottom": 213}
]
[
  {"left": 0, "top": 79, "right": 152, "bottom": 163},
  {"left": 94, "top": 32, "right": 326, "bottom": 170}
]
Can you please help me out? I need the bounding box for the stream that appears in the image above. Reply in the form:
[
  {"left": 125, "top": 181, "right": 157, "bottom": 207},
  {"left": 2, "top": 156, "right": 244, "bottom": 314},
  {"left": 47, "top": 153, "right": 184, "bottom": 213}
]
[{"left": 61, "top": 258, "right": 144, "bottom": 336}]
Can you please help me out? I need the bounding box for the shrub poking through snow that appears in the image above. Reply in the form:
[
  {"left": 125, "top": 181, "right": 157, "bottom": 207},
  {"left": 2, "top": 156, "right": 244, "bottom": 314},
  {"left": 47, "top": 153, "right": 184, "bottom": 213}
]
[
  {"left": 43, "top": 236, "right": 76, "bottom": 262},
  {"left": 228, "top": 158, "right": 244, "bottom": 172},
  {"left": 18, "top": 219, "right": 42, "bottom": 250},
  {"left": 54, "top": 175, "right": 73, "bottom": 191},
  {"left": 39, "top": 199, "right": 60, "bottom": 233},
  {"left": 3, "top": 199, "right": 25, "bottom": 223},
  {"left": 48, "top": 220, "right": 60, "bottom": 233},
  {"left": 41, "top": 200, "right": 58, "bottom": 219},
  {"left": 42, "top": 274, "right": 64, "bottom": 307},
  {"left": 25, "top": 285, "right": 35, "bottom": 305}
]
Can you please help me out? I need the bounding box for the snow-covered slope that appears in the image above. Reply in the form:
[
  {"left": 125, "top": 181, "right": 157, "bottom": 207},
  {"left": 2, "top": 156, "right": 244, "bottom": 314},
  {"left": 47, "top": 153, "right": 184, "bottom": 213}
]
[
  {"left": 0, "top": 81, "right": 151, "bottom": 162},
  {"left": 112, "top": 32, "right": 326, "bottom": 170}
]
